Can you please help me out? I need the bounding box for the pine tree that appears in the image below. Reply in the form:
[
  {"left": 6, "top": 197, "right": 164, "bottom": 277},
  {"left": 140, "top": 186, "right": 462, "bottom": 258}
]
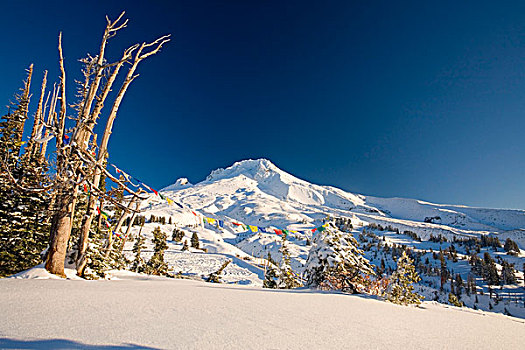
[
  {"left": 455, "top": 273, "right": 463, "bottom": 297},
  {"left": 276, "top": 234, "right": 302, "bottom": 289},
  {"left": 500, "top": 260, "right": 517, "bottom": 285},
  {"left": 482, "top": 252, "right": 500, "bottom": 285},
  {"left": 182, "top": 240, "right": 189, "bottom": 251},
  {"left": 386, "top": 251, "right": 423, "bottom": 305},
  {"left": 145, "top": 226, "right": 168, "bottom": 275},
  {"left": 503, "top": 238, "right": 519, "bottom": 256},
  {"left": 304, "top": 225, "right": 375, "bottom": 293},
  {"left": 191, "top": 232, "right": 200, "bottom": 249},
  {"left": 131, "top": 234, "right": 146, "bottom": 273},
  {"left": 0, "top": 67, "right": 51, "bottom": 277},
  {"left": 172, "top": 228, "right": 185, "bottom": 242}
]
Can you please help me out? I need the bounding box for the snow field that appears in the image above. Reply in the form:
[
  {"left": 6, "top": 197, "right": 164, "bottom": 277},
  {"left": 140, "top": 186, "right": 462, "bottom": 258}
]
[{"left": 1, "top": 275, "right": 523, "bottom": 349}]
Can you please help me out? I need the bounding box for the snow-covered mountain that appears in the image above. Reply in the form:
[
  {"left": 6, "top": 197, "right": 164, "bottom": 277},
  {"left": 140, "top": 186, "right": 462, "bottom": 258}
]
[
  {"left": 123, "top": 158, "right": 524, "bottom": 318},
  {"left": 160, "top": 158, "right": 525, "bottom": 244}
]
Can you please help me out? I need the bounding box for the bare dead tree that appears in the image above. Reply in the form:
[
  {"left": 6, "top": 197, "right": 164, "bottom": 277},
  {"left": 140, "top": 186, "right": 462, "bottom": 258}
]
[
  {"left": 41, "top": 13, "right": 170, "bottom": 277},
  {"left": 75, "top": 29, "right": 170, "bottom": 275},
  {"left": 26, "top": 70, "right": 47, "bottom": 159}
]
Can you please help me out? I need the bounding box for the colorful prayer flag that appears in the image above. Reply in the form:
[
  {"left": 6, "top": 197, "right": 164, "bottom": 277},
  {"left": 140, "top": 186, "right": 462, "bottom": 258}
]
[
  {"left": 274, "top": 229, "right": 283, "bottom": 235},
  {"left": 249, "top": 225, "right": 258, "bottom": 233},
  {"left": 218, "top": 220, "right": 224, "bottom": 228}
]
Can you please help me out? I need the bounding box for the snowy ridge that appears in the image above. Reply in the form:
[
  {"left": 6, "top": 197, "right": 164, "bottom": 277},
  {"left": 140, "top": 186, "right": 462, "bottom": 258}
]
[{"left": 160, "top": 158, "right": 525, "bottom": 245}]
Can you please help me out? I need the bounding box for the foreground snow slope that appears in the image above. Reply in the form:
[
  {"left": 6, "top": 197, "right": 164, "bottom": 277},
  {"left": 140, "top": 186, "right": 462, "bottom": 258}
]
[{"left": 1, "top": 275, "right": 523, "bottom": 349}]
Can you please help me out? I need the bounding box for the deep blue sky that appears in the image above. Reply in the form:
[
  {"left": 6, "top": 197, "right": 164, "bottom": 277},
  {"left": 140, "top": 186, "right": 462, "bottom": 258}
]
[{"left": 1, "top": 1, "right": 525, "bottom": 209}]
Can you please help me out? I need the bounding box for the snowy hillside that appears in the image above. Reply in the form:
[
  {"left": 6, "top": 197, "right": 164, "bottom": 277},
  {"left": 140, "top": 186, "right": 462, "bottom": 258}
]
[
  {"left": 161, "top": 158, "right": 525, "bottom": 244},
  {"left": 106, "top": 158, "right": 525, "bottom": 319},
  {"left": 1, "top": 273, "right": 523, "bottom": 349}
]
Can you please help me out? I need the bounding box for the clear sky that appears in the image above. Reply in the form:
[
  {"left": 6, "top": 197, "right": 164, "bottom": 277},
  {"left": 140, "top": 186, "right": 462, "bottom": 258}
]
[{"left": 1, "top": 1, "right": 524, "bottom": 209}]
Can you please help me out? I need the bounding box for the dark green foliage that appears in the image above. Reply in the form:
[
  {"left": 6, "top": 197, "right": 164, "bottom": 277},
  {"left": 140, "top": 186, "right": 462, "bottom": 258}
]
[
  {"left": 503, "top": 238, "right": 520, "bottom": 255},
  {"left": 145, "top": 226, "right": 168, "bottom": 275},
  {"left": 0, "top": 74, "right": 50, "bottom": 277},
  {"left": 131, "top": 234, "right": 146, "bottom": 273},
  {"left": 500, "top": 260, "right": 517, "bottom": 285},
  {"left": 172, "top": 227, "right": 185, "bottom": 242},
  {"left": 482, "top": 252, "right": 500, "bottom": 285},
  {"left": 191, "top": 232, "right": 199, "bottom": 249},
  {"left": 182, "top": 240, "right": 189, "bottom": 251}
]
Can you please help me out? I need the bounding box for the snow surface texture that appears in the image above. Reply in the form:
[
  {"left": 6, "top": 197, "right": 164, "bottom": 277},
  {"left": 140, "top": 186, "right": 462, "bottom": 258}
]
[{"left": 1, "top": 270, "right": 523, "bottom": 349}]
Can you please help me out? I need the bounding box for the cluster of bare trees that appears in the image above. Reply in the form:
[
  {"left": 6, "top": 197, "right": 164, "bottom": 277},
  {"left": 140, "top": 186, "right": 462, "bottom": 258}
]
[{"left": 3, "top": 12, "right": 169, "bottom": 277}]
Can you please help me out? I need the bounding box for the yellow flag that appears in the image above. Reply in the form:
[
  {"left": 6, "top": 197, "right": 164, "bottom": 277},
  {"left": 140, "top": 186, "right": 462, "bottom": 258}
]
[
  {"left": 249, "top": 225, "right": 258, "bottom": 233},
  {"left": 207, "top": 217, "right": 216, "bottom": 225},
  {"left": 167, "top": 198, "right": 174, "bottom": 205}
]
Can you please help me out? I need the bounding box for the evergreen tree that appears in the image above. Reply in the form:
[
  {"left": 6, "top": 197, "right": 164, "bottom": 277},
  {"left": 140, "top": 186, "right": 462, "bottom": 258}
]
[
  {"left": 500, "top": 260, "right": 517, "bottom": 285},
  {"left": 0, "top": 68, "right": 51, "bottom": 277},
  {"left": 191, "top": 232, "right": 200, "bottom": 249},
  {"left": 276, "top": 234, "right": 302, "bottom": 289},
  {"left": 172, "top": 228, "right": 185, "bottom": 242},
  {"left": 386, "top": 251, "right": 423, "bottom": 305},
  {"left": 455, "top": 274, "right": 463, "bottom": 297},
  {"left": 304, "top": 225, "right": 375, "bottom": 293},
  {"left": 131, "top": 234, "right": 146, "bottom": 273},
  {"left": 145, "top": 226, "right": 168, "bottom": 275},
  {"left": 482, "top": 252, "right": 500, "bottom": 285},
  {"left": 503, "top": 238, "right": 520, "bottom": 255},
  {"left": 263, "top": 261, "right": 280, "bottom": 289},
  {"left": 182, "top": 240, "right": 189, "bottom": 251}
]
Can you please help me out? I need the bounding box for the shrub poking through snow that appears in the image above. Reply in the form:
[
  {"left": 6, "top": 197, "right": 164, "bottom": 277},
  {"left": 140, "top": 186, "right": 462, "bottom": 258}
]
[
  {"left": 207, "top": 259, "right": 231, "bottom": 283},
  {"left": 304, "top": 224, "right": 375, "bottom": 293},
  {"left": 386, "top": 251, "right": 423, "bottom": 305}
]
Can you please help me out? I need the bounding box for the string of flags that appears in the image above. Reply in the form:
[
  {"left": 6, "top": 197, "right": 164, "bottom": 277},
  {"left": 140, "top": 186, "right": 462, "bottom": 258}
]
[
  {"left": 201, "top": 215, "right": 329, "bottom": 237},
  {"left": 109, "top": 163, "right": 184, "bottom": 209},
  {"left": 88, "top": 162, "right": 331, "bottom": 240}
]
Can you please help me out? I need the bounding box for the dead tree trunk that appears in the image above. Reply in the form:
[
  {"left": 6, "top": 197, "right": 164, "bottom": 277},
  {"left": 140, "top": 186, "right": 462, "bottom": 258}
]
[
  {"left": 44, "top": 13, "right": 170, "bottom": 277},
  {"left": 75, "top": 33, "right": 170, "bottom": 275},
  {"left": 26, "top": 70, "right": 47, "bottom": 158},
  {"left": 45, "top": 33, "right": 73, "bottom": 276}
]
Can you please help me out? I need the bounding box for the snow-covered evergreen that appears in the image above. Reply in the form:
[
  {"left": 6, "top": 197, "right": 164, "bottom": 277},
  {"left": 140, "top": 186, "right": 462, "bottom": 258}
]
[
  {"left": 386, "top": 251, "right": 423, "bottom": 305},
  {"left": 304, "top": 224, "right": 375, "bottom": 293}
]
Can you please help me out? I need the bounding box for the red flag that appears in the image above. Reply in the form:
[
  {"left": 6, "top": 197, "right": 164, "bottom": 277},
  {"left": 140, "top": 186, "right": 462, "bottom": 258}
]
[
  {"left": 232, "top": 222, "right": 242, "bottom": 226},
  {"left": 311, "top": 228, "right": 317, "bottom": 233},
  {"left": 192, "top": 211, "right": 197, "bottom": 216},
  {"left": 274, "top": 229, "right": 283, "bottom": 235},
  {"left": 83, "top": 184, "right": 88, "bottom": 193}
]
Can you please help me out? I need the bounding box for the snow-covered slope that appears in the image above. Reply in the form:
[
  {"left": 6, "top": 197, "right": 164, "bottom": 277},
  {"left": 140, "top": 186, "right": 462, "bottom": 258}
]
[
  {"left": 1, "top": 275, "right": 523, "bottom": 349},
  {"left": 109, "top": 158, "right": 524, "bottom": 319},
  {"left": 160, "top": 158, "right": 525, "bottom": 245}
]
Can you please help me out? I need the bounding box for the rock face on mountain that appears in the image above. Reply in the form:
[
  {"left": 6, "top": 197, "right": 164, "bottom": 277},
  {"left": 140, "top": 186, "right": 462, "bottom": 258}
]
[{"left": 161, "top": 158, "right": 525, "bottom": 245}]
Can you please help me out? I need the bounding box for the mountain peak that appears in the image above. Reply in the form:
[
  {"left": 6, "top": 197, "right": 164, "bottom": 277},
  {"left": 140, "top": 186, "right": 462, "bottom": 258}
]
[{"left": 205, "top": 158, "right": 280, "bottom": 182}]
